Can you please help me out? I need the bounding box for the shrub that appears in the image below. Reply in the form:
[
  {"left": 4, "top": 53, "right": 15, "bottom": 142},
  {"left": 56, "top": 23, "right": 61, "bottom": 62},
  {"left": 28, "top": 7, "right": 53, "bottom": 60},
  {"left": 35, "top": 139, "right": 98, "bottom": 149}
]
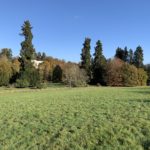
[
  {"left": 63, "top": 64, "right": 88, "bottom": 87},
  {"left": 37, "top": 82, "right": 47, "bottom": 89},
  {"left": 17, "top": 62, "right": 42, "bottom": 88},
  {"left": 29, "top": 68, "right": 41, "bottom": 87},
  {"left": 16, "top": 79, "right": 30, "bottom": 88},
  {"left": 137, "top": 68, "right": 148, "bottom": 86}
]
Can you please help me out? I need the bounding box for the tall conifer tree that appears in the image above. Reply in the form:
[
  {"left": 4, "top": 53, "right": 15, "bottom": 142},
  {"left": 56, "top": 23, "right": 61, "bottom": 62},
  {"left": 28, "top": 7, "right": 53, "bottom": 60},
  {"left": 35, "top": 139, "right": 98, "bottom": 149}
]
[
  {"left": 133, "top": 46, "right": 144, "bottom": 68},
  {"left": 93, "top": 40, "right": 106, "bottom": 85},
  {"left": 18, "top": 20, "right": 41, "bottom": 88},
  {"left": 81, "top": 38, "right": 91, "bottom": 78},
  {"left": 115, "top": 47, "right": 128, "bottom": 62},
  {"left": 123, "top": 46, "right": 128, "bottom": 62},
  {"left": 115, "top": 47, "right": 125, "bottom": 60},
  {"left": 128, "top": 49, "right": 134, "bottom": 64},
  {"left": 20, "top": 20, "right": 36, "bottom": 70}
]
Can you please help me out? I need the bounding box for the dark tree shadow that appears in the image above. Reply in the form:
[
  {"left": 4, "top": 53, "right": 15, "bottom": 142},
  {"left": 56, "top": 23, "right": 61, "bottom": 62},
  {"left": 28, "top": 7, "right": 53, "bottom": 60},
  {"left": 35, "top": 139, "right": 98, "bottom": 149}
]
[
  {"left": 127, "top": 87, "right": 150, "bottom": 103},
  {"left": 128, "top": 87, "right": 150, "bottom": 95},
  {"left": 129, "top": 99, "right": 150, "bottom": 103}
]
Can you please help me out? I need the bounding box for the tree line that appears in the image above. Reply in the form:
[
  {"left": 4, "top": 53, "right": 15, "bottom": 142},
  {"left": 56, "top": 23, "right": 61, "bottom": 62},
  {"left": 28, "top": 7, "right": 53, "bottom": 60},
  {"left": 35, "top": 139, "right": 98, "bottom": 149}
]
[
  {"left": 0, "top": 20, "right": 149, "bottom": 88},
  {"left": 80, "top": 38, "right": 148, "bottom": 86}
]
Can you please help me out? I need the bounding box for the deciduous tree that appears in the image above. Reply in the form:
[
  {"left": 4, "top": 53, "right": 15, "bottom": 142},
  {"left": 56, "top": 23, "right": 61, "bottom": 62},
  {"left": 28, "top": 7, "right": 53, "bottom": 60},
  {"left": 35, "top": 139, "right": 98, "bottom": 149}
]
[
  {"left": 0, "top": 57, "right": 12, "bottom": 86},
  {"left": 137, "top": 68, "right": 148, "bottom": 86},
  {"left": 63, "top": 63, "right": 88, "bottom": 87}
]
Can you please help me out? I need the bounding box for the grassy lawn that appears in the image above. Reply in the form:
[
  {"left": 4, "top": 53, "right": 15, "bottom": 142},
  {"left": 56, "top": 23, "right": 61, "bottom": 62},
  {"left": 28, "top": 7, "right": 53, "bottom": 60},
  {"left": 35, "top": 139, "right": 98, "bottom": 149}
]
[{"left": 0, "top": 87, "right": 150, "bottom": 149}]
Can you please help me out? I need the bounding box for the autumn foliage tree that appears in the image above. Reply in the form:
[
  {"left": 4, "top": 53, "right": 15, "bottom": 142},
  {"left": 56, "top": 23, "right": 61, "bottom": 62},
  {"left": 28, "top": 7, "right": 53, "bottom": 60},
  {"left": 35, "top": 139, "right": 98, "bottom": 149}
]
[
  {"left": 10, "top": 58, "right": 20, "bottom": 83},
  {"left": 0, "top": 57, "right": 12, "bottom": 86},
  {"left": 39, "top": 60, "right": 53, "bottom": 82},
  {"left": 121, "top": 63, "right": 138, "bottom": 86},
  {"left": 106, "top": 58, "right": 147, "bottom": 86},
  {"left": 106, "top": 59, "right": 124, "bottom": 86},
  {"left": 39, "top": 57, "right": 65, "bottom": 82},
  {"left": 137, "top": 68, "right": 148, "bottom": 86}
]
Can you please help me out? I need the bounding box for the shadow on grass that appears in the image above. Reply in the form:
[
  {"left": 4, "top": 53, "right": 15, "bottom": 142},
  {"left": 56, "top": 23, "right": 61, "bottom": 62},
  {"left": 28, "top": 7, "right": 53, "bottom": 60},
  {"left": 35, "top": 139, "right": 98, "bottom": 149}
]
[
  {"left": 133, "top": 91, "right": 150, "bottom": 95},
  {"left": 128, "top": 87, "right": 150, "bottom": 95},
  {"left": 129, "top": 99, "right": 150, "bottom": 103},
  {"left": 127, "top": 88, "right": 150, "bottom": 103},
  {"left": 142, "top": 140, "right": 150, "bottom": 150}
]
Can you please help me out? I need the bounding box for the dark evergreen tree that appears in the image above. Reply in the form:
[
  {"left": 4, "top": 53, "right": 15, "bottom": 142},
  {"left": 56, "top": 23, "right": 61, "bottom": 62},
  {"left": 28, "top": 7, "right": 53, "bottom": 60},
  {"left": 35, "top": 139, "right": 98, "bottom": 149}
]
[
  {"left": 92, "top": 40, "right": 106, "bottom": 85},
  {"left": 133, "top": 46, "right": 144, "bottom": 68},
  {"left": 20, "top": 20, "right": 36, "bottom": 69},
  {"left": 115, "top": 47, "right": 128, "bottom": 62},
  {"left": 52, "top": 65, "right": 63, "bottom": 83},
  {"left": 37, "top": 52, "right": 42, "bottom": 60},
  {"left": 128, "top": 49, "right": 134, "bottom": 64},
  {"left": 41, "top": 52, "right": 46, "bottom": 60},
  {"left": 144, "top": 64, "right": 150, "bottom": 85},
  {"left": 123, "top": 46, "right": 128, "bottom": 62},
  {"left": 18, "top": 20, "right": 41, "bottom": 88},
  {"left": 80, "top": 38, "right": 91, "bottom": 79},
  {"left": 115, "top": 47, "right": 125, "bottom": 60},
  {"left": 16, "top": 62, "right": 41, "bottom": 88},
  {"left": 28, "top": 66, "right": 41, "bottom": 87}
]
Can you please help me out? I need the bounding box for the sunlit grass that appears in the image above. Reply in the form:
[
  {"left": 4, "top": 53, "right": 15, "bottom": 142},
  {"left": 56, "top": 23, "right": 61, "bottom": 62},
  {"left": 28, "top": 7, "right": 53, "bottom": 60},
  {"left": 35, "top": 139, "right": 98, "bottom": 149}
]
[{"left": 0, "top": 87, "right": 150, "bottom": 149}]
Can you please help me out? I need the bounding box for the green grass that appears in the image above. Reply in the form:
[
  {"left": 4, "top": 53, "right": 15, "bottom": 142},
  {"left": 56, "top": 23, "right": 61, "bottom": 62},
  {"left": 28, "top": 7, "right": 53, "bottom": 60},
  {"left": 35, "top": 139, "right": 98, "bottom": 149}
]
[{"left": 0, "top": 87, "right": 150, "bottom": 150}]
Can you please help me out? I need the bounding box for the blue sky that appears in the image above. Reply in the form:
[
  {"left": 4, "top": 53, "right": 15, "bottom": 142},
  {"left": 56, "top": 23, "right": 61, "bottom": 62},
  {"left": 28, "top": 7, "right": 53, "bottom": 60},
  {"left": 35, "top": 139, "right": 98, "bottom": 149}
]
[{"left": 0, "top": 0, "right": 149, "bottom": 63}]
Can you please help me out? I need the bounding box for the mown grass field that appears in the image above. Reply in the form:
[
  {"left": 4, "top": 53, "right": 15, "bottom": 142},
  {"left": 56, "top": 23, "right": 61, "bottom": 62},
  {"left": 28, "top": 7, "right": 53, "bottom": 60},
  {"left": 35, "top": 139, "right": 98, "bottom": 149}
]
[{"left": 0, "top": 87, "right": 150, "bottom": 150}]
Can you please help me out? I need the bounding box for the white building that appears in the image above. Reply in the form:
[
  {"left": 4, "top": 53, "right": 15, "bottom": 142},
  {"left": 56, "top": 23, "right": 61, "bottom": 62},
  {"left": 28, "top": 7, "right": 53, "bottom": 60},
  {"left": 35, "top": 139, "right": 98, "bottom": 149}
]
[{"left": 31, "top": 60, "right": 43, "bottom": 69}]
